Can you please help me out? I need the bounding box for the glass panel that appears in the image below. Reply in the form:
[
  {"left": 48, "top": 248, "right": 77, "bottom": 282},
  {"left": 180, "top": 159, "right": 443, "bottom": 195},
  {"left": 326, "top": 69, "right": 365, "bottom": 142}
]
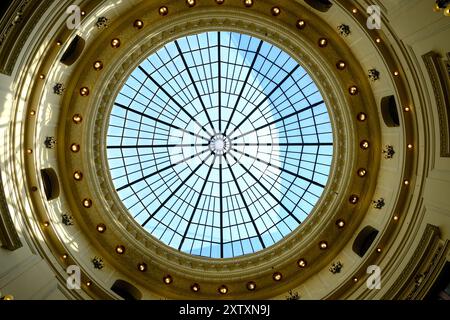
[{"left": 106, "top": 31, "right": 333, "bottom": 259}]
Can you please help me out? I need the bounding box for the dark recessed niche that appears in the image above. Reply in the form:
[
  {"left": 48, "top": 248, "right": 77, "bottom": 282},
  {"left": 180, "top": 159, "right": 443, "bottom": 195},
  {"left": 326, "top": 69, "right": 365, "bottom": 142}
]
[
  {"left": 352, "top": 226, "right": 379, "bottom": 257},
  {"left": 111, "top": 279, "right": 142, "bottom": 300},
  {"left": 60, "top": 35, "right": 85, "bottom": 66},
  {"left": 40, "top": 168, "right": 60, "bottom": 201},
  {"left": 381, "top": 95, "right": 400, "bottom": 127},
  {"left": 304, "top": 0, "right": 333, "bottom": 12}
]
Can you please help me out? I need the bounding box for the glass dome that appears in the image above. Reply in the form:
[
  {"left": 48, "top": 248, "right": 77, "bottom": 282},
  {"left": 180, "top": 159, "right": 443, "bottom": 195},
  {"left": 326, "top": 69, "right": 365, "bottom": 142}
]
[{"left": 106, "top": 31, "right": 333, "bottom": 258}]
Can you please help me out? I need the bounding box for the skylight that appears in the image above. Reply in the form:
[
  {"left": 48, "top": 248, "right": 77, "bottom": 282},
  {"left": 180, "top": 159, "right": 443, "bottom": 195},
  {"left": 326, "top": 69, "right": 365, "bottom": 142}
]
[{"left": 106, "top": 31, "right": 333, "bottom": 258}]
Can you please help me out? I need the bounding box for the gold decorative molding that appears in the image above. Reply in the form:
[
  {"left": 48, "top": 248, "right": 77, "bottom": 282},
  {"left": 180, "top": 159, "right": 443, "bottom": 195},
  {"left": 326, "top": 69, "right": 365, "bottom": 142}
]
[
  {"left": 422, "top": 51, "right": 450, "bottom": 158},
  {"left": 0, "top": 0, "right": 53, "bottom": 75},
  {"left": 0, "top": 170, "right": 22, "bottom": 250},
  {"left": 383, "top": 224, "right": 450, "bottom": 299}
]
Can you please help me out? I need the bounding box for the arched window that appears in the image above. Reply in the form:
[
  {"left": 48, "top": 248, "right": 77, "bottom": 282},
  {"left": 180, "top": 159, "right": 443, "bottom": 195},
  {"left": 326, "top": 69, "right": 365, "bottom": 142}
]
[
  {"left": 304, "top": 0, "right": 333, "bottom": 12},
  {"left": 352, "top": 226, "right": 379, "bottom": 257},
  {"left": 60, "top": 35, "right": 85, "bottom": 66},
  {"left": 381, "top": 95, "right": 400, "bottom": 127},
  {"left": 111, "top": 279, "right": 142, "bottom": 300},
  {"left": 40, "top": 168, "right": 60, "bottom": 201}
]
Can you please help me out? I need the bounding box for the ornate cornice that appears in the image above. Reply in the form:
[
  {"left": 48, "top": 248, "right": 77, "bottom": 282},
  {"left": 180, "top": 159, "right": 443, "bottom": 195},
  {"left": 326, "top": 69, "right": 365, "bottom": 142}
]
[
  {"left": 383, "top": 224, "right": 450, "bottom": 299},
  {"left": 0, "top": 169, "right": 22, "bottom": 250},
  {"left": 0, "top": 0, "right": 53, "bottom": 75},
  {"left": 422, "top": 51, "right": 450, "bottom": 158}
]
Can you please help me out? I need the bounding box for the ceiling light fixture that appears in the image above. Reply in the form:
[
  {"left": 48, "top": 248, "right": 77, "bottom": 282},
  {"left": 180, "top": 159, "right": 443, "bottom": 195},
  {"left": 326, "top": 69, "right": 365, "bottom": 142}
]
[
  {"left": 218, "top": 285, "right": 228, "bottom": 294},
  {"left": 246, "top": 281, "right": 256, "bottom": 291},
  {"left": 318, "top": 38, "right": 328, "bottom": 47},
  {"left": 159, "top": 6, "right": 169, "bottom": 15},
  {"left": 80, "top": 87, "right": 89, "bottom": 96},
  {"left": 336, "top": 219, "right": 345, "bottom": 228},
  {"left": 336, "top": 61, "right": 346, "bottom": 70},
  {"left": 244, "top": 0, "right": 253, "bottom": 8},
  {"left": 272, "top": 272, "right": 283, "bottom": 281},
  {"left": 357, "top": 112, "right": 367, "bottom": 121},
  {"left": 115, "top": 245, "right": 125, "bottom": 254},
  {"left": 271, "top": 7, "right": 281, "bottom": 16},
  {"left": 96, "top": 223, "right": 106, "bottom": 233},
  {"left": 191, "top": 283, "right": 200, "bottom": 292},
  {"left": 349, "top": 194, "right": 359, "bottom": 204},
  {"left": 133, "top": 19, "right": 144, "bottom": 29},
  {"left": 70, "top": 143, "right": 80, "bottom": 152},
  {"left": 360, "top": 140, "right": 370, "bottom": 150},
  {"left": 357, "top": 168, "right": 367, "bottom": 177},
  {"left": 163, "top": 275, "right": 173, "bottom": 285},
  {"left": 137, "top": 263, "right": 147, "bottom": 272},
  {"left": 73, "top": 171, "right": 83, "bottom": 181},
  {"left": 82, "top": 198, "right": 92, "bottom": 208},
  {"left": 93, "top": 61, "right": 103, "bottom": 71},
  {"left": 186, "top": 0, "right": 196, "bottom": 7},
  {"left": 296, "top": 19, "right": 306, "bottom": 29},
  {"left": 111, "top": 38, "right": 121, "bottom": 48},
  {"left": 349, "top": 86, "right": 359, "bottom": 95},
  {"left": 297, "top": 258, "right": 307, "bottom": 268},
  {"left": 72, "top": 114, "right": 82, "bottom": 124}
]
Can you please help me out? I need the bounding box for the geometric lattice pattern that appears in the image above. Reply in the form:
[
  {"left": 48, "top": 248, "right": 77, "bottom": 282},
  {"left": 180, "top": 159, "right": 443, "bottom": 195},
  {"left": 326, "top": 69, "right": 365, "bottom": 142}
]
[{"left": 107, "top": 32, "right": 333, "bottom": 258}]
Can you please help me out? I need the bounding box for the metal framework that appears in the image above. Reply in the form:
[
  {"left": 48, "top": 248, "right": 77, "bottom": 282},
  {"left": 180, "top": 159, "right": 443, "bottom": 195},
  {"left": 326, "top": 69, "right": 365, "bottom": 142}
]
[{"left": 106, "top": 31, "right": 333, "bottom": 258}]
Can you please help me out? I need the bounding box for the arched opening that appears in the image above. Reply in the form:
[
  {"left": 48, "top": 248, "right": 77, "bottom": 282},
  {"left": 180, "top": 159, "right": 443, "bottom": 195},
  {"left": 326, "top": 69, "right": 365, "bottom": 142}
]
[
  {"left": 60, "top": 35, "right": 85, "bottom": 66},
  {"left": 381, "top": 95, "right": 400, "bottom": 127},
  {"left": 40, "top": 168, "right": 60, "bottom": 201},
  {"left": 352, "top": 226, "right": 379, "bottom": 257},
  {"left": 111, "top": 280, "right": 142, "bottom": 300},
  {"left": 304, "top": 0, "right": 333, "bottom": 12}
]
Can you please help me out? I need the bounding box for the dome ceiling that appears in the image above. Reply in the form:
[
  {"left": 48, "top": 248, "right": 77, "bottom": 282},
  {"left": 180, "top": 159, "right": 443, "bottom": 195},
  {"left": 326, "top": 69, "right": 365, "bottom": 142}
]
[{"left": 1, "top": 0, "right": 432, "bottom": 300}]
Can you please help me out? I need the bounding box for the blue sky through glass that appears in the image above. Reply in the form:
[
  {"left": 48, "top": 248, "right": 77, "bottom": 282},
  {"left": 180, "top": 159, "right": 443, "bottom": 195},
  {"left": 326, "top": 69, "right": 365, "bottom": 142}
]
[{"left": 106, "top": 31, "right": 333, "bottom": 259}]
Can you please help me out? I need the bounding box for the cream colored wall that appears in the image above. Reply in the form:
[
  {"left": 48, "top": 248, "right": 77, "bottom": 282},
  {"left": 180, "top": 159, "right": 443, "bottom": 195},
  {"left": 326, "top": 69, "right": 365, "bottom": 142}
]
[
  {"left": 0, "top": 0, "right": 72, "bottom": 299},
  {"left": 385, "top": 0, "right": 450, "bottom": 239}
]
